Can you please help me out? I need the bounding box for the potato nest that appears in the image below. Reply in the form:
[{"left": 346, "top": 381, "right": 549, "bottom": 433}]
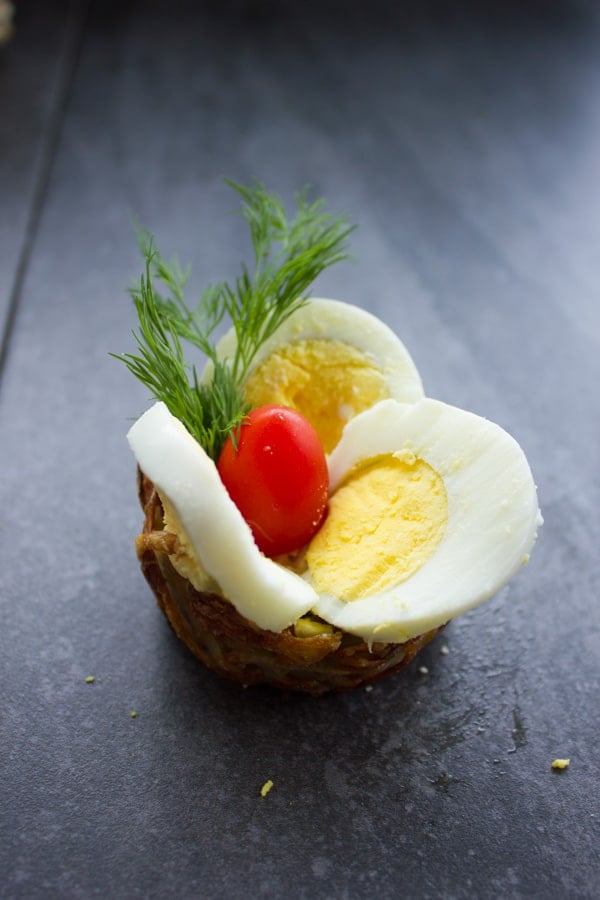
[{"left": 135, "top": 470, "right": 442, "bottom": 696}]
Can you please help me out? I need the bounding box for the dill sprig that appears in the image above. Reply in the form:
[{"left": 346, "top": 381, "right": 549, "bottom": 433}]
[
  {"left": 115, "top": 255, "right": 244, "bottom": 460},
  {"left": 114, "top": 179, "right": 355, "bottom": 460}
]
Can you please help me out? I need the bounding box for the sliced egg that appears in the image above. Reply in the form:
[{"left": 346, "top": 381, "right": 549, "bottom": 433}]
[
  {"left": 127, "top": 402, "right": 318, "bottom": 632},
  {"left": 207, "top": 298, "right": 424, "bottom": 453},
  {"left": 309, "top": 398, "right": 542, "bottom": 643}
]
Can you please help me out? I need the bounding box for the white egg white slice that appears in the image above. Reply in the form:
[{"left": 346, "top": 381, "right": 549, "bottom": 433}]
[
  {"left": 127, "top": 402, "right": 318, "bottom": 632},
  {"left": 204, "top": 297, "right": 424, "bottom": 404},
  {"left": 313, "top": 398, "right": 543, "bottom": 643}
]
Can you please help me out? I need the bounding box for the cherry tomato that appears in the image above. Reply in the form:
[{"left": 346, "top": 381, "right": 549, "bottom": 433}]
[{"left": 217, "top": 405, "right": 329, "bottom": 557}]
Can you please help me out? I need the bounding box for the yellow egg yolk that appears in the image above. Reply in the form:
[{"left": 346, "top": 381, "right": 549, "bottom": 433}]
[
  {"left": 306, "top": 453, "right": 448, "bottom": 600},
  {"left": 243, "top": 339, "right": 390, "bottom": 453}
]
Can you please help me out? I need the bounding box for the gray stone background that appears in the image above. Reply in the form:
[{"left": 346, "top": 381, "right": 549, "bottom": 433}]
[{"left": 1, "top": 1, "right": 598, "bottom": 897}]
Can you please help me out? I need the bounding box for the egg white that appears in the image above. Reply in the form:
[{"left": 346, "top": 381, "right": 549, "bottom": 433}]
[
  {"left": 127, "top": 402, "right": 318, "bottom": 632},
  {"left": 203, "top": 297, "right": 425, "bottom": 405}
]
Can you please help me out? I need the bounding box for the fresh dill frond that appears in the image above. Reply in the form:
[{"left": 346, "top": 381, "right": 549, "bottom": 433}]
[
  {"left": 114, "top": 180, "right": 354, "bottom": 460},
  {"left": 113, "top": 254, "right": 245, "bottom": 459},
  {"left": 224, "top": 180, "right": 355, "bottom": 381}
]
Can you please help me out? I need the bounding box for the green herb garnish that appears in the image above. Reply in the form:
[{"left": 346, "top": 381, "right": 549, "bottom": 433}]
[{"left": 113, "top": 180, "right": 354, "bottom": 460}]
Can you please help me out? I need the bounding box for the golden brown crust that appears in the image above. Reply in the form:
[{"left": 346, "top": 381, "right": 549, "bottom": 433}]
[{"left": 135, "top": 470, "right": 443, "bottom": 695}]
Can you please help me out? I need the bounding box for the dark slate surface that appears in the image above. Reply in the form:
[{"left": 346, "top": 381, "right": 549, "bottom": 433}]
[
  {"left": 0, "top": 1, "right": 83, "bottom": 360},
  {"left": 1, "top": 1, "right": 599, "bottom": 897}
]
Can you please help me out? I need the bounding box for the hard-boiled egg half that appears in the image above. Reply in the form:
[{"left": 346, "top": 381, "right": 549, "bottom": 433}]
[
  {"left": 127, "top": 298, "right": 542, "bottom": 645},
  {"left": 207, "top": 297, "right": 424, "bottom": 453}
]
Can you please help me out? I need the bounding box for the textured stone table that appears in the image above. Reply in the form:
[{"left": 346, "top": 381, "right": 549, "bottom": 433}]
[{"left": 1, "top": 1, "right": 599, "bottom": 897}]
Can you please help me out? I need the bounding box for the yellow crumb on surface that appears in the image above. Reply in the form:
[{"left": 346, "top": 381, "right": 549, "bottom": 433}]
[
  {"left": 130, "top": 711, "right": 138, "bottom": 718},
  {"left": 260, "top": 779, "right": 274, "bottom": 797},
  {"left": 551, "top": 758, "right": 570, "bottom": 770},
  {"left": 85, "top": 675, "right": 95, "bottom": 684}
]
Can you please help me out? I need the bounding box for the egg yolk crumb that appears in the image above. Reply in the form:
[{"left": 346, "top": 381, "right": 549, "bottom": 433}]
[
  {"left": 260, "top": 779, "right": 274, "bottom": 797},
  {"left": 293, "top": 616, "right": 334, "bottom": 637},
  {"left": 243, "top": 339, "right": 390, "bottom": 453},
  {"left": 306, "top": 454, "right": 448, "bottom": 600}
]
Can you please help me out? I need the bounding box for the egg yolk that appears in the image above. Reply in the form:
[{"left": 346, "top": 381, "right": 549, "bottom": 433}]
[
  {"left": 243, "top": 339, "right": 390, "bottom": 453},
  {"left": 306, "top": 452, "right": 448, "bottom": 600}
]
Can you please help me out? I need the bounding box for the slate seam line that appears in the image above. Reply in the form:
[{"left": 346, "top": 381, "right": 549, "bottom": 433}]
[{"left": 0, "top": 0, "right": 91, "bottom": 391}]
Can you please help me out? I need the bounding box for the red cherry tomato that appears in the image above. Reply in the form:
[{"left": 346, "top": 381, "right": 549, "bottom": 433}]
[{"left": 217, "top": 405, "right": 329, "bottom": 557}]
